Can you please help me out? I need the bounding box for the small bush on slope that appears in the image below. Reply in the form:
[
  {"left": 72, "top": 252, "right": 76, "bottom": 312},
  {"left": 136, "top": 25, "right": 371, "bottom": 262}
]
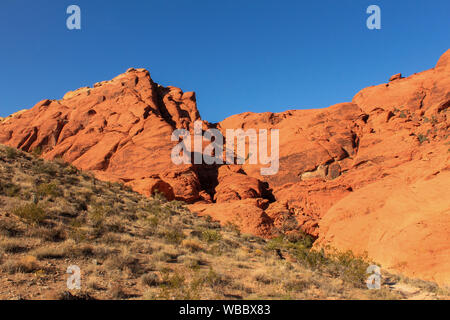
[{"left": 13, "top": 203, "right": 47, "bottom": 225}]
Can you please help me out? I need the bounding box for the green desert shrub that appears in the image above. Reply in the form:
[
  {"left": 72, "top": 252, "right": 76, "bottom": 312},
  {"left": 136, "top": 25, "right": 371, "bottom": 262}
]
[
  {"left": 266, "top": 236, "right": 370, "bottom": 288},
  {"left": 161, "top": 226, "right": 185, "bottom": 245},
  {"left": 13, "top": 203, "right": 47, "bottom": 225},
  {"left": 1, "top": 183, "right": 21, "bottom": 197},
  {"left": 88, "top": 205, "right": 109, "bottom": 228},
  {"left": 417, "top": 134, "right": 429, "bottom": 144},
  {"left": 5, "top": 147, "right": 19, "bottom": 159},
  {"left": 36, "top": 182, "right": 62, "bottom": 198},
  {"left": 33, "top": 161, "right": 58, "bottom": 176},
  {"left": 31, "top": 146, "right": 43, "bottom": 157},
  {"left": 201, "top": 230, "right": 222, "bottom": 243},
  {"left": 63, "top": 164, "right": 79, "bottom": 175}
]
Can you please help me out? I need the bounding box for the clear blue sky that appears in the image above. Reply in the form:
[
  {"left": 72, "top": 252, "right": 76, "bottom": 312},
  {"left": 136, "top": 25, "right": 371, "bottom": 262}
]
[{"left": 0, "top": 0, "right": 449, "bottom": 123}]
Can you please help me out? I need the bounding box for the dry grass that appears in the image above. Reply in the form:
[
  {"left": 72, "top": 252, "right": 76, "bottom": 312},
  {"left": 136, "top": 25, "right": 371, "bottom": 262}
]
[{"left": 2, "top": 255, "right": 41, "bottom": 274}]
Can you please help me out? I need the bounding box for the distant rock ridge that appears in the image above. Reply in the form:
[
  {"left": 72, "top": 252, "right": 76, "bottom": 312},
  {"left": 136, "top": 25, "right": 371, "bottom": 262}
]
[{"left": 0, "top": 49, "right": 449, "bottom": 285}]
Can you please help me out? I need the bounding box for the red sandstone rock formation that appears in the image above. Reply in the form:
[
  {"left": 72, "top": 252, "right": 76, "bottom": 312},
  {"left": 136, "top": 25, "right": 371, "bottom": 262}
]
[
  {"left": 0, "top": 68, "right": 203, "bottom": 202},
  {"left": 0, "top": 50, "right": 449, "bottom": 284}
]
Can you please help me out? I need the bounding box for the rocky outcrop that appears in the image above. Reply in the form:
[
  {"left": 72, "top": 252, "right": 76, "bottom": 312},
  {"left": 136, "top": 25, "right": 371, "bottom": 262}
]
[
  {"left": 0, "top": 110, "right": 27, "bottom": 124},
  {"left": 0, "top": 68, "right": 203, "bottom": 202},
  {"left": 0, "top": 50, "right": 449, "bottom": 285},
  {"left": 210, "top": 49, "right": 450, "bottom": 284},
  {"left": 189, "top": 198, "right": 274, "bottom": 237},
  {"left": 389, "top": 73, "right": 403, "bottom": 81},
  {"left": 314, "top": 49, "right": 450, "bottom": 285}
]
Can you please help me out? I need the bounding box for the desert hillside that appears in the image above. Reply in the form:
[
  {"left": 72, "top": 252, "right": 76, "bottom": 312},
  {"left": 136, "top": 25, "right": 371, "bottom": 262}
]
[
  {"left": 0, "top": 50, "right": 449, "bottom": 286},
  {"left": 4, "top": 145, "right": 445, "bottom": 300}
]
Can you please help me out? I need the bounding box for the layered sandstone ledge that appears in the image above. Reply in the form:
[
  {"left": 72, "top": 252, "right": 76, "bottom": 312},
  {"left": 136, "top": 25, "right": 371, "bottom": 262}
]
[{"left": 1, "top": 51, "right": 449, "bottom": 285}]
